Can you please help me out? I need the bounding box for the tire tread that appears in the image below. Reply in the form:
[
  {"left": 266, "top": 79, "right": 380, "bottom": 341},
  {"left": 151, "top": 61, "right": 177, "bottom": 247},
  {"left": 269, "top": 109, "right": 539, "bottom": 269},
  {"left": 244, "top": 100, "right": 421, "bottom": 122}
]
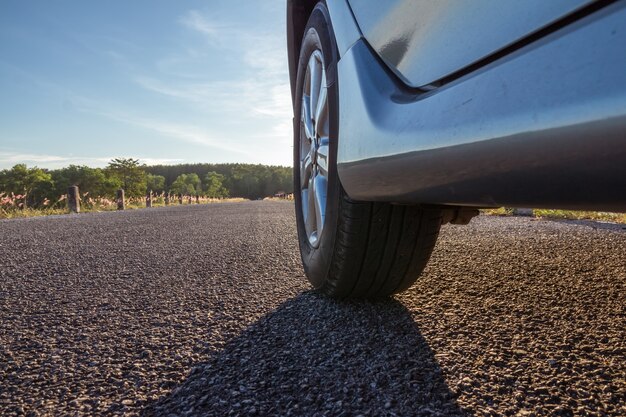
[{"left": 322, "top": 189, "right": 442, "bottom": 299}]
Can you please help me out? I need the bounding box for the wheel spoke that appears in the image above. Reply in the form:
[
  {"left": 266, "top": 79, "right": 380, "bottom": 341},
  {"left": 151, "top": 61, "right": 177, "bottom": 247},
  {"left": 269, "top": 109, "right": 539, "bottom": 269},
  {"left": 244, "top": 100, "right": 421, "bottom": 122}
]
[
  {"left": 306, "top": 173, "right": 317, "bottom": 241},
  {"left": 317, "top": 137, "right": 329, "bottom": 176},
  {"left": 301, "top": 151, "right": 313, "bottom": 188},
  {"left": 301, "top": 189, "right": 309, "bottom": 226},
  {"left": 301, "top": 95, "right": 314, "bottom": 140},
  {"left": 313, "top": 172, "right": 327, "bottom": 238},
  {"left": 314, "top": 71, "right": 328, "bottom": 138},
  {"left": 308, "top": 54, "right": 322, "bottom": 124}
]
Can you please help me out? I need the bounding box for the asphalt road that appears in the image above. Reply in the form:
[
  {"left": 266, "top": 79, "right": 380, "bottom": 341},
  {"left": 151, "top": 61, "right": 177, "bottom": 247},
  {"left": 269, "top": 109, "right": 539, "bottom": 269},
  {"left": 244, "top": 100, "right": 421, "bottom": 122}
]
[{"left": 0, "top": 201, "right": 624, "bottom": 416}]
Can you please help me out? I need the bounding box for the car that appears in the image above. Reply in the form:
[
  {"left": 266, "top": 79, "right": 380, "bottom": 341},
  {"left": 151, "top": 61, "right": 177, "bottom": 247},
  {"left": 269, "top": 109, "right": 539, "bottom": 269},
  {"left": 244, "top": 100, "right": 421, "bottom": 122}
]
[{"left": 286, "top": 0, "right": 626, "bottom": 299}]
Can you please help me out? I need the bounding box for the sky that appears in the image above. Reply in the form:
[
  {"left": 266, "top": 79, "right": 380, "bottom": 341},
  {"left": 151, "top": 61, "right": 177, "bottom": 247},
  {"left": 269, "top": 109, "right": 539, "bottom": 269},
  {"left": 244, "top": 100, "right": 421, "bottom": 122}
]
[{"left": 0, "top": 0, "right": 292, "bottom": 170}]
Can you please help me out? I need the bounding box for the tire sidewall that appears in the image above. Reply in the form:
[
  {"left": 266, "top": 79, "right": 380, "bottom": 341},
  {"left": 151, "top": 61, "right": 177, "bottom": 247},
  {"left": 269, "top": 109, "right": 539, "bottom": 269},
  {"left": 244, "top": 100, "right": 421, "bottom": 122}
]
[{"left": 294, "top": 3, "right": 340, "bottom": 289}]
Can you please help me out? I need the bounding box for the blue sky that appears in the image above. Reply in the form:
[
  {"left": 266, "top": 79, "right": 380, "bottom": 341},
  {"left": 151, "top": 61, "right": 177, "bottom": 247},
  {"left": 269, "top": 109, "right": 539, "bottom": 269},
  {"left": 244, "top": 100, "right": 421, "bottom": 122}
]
[{"left": 0, "top": 0, "right": 292, "bottom": 169}]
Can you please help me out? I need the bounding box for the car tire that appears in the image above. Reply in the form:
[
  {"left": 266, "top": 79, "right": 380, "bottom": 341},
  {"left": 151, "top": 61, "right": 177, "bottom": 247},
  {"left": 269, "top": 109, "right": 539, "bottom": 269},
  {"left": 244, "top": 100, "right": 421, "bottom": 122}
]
[{"left": 294, "top": 2, "right": 443, "bottom": 299}]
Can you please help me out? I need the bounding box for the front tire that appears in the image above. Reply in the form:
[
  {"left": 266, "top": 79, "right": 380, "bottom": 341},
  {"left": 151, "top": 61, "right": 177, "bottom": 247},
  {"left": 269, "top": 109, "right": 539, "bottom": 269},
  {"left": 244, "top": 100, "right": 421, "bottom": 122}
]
[{"left": 294, "top": 3, "right": 443, "bottom": 299}]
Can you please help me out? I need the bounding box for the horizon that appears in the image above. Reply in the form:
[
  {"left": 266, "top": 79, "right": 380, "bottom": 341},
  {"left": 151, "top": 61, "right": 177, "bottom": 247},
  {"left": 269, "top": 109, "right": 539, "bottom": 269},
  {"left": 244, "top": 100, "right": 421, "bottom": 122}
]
[
  {"left": 3, "top": 159, "right": 293, "bottom": 171},
  {"left": 0, "top": 0, "right": 292, "bottom": 170}
]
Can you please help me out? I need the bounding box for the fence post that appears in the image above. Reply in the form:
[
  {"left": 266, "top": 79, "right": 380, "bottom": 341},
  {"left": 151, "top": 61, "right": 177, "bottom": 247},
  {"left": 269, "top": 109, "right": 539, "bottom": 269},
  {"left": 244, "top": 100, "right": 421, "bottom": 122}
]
[
  {"left": 67, "top": 186, "right": 80, "bottom": 213},
  {"left": 117, "top": 189, "right": 125, "bottom": 210},
  {"left": 146, "top": 191, "right": 152, "bottom": 208}
]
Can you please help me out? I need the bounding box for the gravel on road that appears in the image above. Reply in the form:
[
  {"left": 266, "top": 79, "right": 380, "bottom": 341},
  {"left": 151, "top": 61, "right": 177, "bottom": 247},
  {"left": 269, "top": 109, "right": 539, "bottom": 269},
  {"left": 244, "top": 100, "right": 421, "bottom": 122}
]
[{"left": 0, "top": 201, "right": 624, "bottom": 416}]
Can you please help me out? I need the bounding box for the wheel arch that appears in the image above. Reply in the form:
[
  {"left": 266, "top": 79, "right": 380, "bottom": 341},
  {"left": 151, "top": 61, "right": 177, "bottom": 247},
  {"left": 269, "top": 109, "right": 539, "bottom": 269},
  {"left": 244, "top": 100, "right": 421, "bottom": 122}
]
[{"left": 287, "top": 0, "right": 319, "bottom": 108}]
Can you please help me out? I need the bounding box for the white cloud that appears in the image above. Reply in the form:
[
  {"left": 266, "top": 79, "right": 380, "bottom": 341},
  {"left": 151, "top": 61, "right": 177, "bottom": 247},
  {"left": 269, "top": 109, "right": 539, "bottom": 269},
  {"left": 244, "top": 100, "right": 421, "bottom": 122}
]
[
  {"left": 0, "top": 151, "right": 183, "bottom": 170},
  {"left": 179, "top": 10, "right": 221, "bottom": 38},
  {"left": 135, "top": 77, "right": 233, "bottom": 106},
  {"left": 178, "top": 10, "right": 288, "bottom": 81},
  {"left": 0, "top": 152, "right": 75, "bottom": 165},
  {"left": 135, "top": 76, "right": 291, "bottom": 119},
  {"left": 137, "top": 157, "right": 186, "bottom": 166},
  {"left": 74, "top": 102, "right": 250, "bottom": 156},
  {"left": 241, "top": 34, "right": 287, "bottom": 78}
]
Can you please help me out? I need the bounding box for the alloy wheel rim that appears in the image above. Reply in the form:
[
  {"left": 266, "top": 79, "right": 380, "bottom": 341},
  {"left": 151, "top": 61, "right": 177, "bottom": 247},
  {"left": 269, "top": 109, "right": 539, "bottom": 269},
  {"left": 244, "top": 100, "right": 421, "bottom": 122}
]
[{"left": 300, "top": 50, "right": 329, "bottom": 248}]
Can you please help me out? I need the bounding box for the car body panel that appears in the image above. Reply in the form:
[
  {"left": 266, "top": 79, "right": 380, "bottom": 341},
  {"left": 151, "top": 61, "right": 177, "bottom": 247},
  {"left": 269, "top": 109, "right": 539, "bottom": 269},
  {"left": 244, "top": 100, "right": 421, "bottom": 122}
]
[
  {"left": 336, "top": 2, "right": 626, "bottom": 211},
  {"left": 326, "top": 0, "right": 362, "bottom": 58},
  {"left": 348, "top": 0, "right": 595, "bottom": 87}
]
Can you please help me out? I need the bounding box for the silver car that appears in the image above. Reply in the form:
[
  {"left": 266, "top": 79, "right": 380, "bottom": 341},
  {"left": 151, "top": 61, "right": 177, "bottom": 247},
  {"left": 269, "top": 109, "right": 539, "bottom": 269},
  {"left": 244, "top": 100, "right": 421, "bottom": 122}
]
[{"left": 287, "top": 0, "right": 626, "bottom": 298}]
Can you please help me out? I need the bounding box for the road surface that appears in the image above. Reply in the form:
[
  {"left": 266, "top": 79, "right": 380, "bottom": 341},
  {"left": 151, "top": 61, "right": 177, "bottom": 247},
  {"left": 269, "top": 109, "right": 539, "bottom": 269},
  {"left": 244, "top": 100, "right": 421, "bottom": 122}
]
[{"left": 0, "top": 201, "right": 624, "bottom": 416}]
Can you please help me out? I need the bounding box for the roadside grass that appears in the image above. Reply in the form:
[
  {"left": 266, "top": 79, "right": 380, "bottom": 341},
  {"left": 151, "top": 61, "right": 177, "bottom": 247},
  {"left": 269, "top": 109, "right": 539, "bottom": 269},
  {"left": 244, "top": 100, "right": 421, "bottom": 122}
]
[
  {"left": 482, "top": 208, "right": 626, "bottom": 224},
  {"left": 0, "top": 207, "right": 69, "bottom": 219},
  {"left": 0, "top": 197, "right": 248, "bottom": 219}
]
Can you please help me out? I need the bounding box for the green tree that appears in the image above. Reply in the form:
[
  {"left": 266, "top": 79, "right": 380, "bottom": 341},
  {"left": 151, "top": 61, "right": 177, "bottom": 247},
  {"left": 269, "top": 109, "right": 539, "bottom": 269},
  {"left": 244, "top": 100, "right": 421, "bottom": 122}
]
[
  {"left": 169, "top": 173, "right": 201, "bottom": 196},
  {"left": 51, "top": 165, "right": 120, "bottom": 198},
  {"left": 106, "top": 158, "right": 147, "bottom": 197},
  {"left": 0, "top": 164, "right": 53, "bottom": 207},
  {"left": 204, "top": 171, "right": 229, "bottom": 198},
  {"left": 146, "top": 174, "right": 165, "bottom": 194},
  {"left": 230, "top": 165, "right": 261, "bottom": 199}
]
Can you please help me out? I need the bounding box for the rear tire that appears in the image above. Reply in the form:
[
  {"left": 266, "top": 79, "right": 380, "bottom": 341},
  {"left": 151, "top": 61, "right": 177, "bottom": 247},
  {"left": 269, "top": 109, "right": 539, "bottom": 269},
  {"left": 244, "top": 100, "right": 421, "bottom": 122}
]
[{"left": 294, "top": 3, "right": 443, "bottom": 299}]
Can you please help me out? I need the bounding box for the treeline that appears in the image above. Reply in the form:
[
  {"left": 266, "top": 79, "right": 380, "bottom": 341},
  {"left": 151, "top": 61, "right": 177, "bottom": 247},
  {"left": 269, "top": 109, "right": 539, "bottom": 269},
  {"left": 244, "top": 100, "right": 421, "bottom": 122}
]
[
  {"left": 0, "top": 158, "right": 293, "bottom": 208},
  {"left": 146, "top": 163, "right": 293, "bottom": 201}
]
